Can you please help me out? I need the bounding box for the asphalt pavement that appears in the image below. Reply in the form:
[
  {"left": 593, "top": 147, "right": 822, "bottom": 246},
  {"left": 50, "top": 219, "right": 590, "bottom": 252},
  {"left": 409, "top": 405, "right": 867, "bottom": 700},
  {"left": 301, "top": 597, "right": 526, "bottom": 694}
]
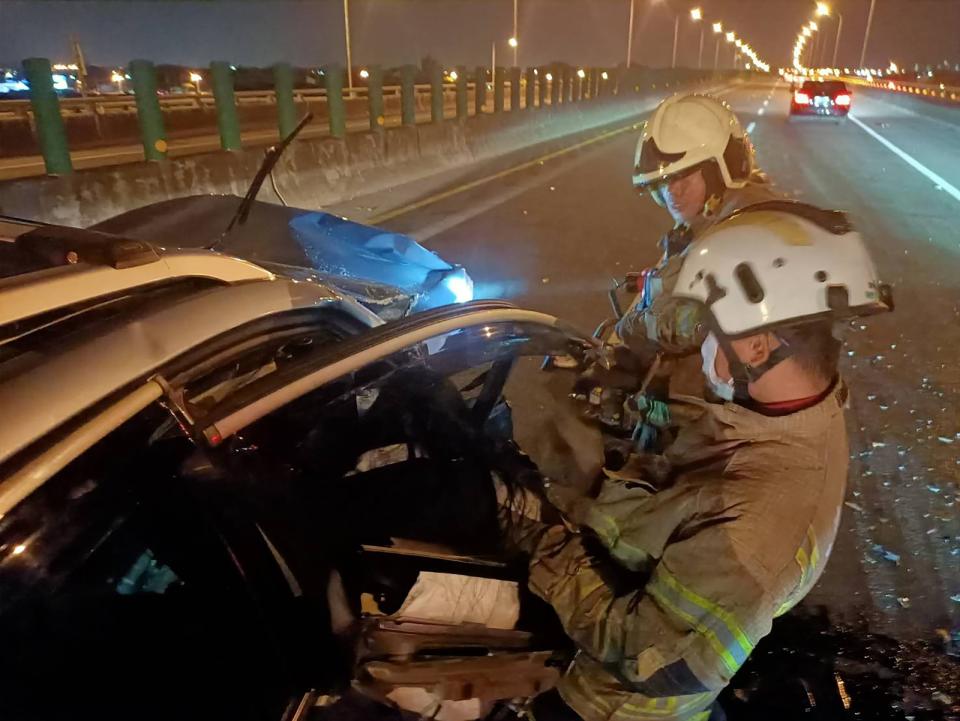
[{"left": 338, "top": 79, "right": 960, "bottom": 647}]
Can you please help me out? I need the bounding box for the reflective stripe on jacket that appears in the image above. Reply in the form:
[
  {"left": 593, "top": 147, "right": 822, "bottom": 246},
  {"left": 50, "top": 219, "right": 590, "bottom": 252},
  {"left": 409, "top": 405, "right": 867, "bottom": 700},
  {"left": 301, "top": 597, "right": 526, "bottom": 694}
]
[{"left": 528, "top": 382, "right": 849, "bottom": 721}]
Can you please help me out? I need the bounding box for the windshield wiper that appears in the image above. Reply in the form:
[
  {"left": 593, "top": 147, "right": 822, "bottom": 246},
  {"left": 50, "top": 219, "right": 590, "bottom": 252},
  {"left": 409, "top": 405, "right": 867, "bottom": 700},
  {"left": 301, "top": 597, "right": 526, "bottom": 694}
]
[{"left": 209, "top": 112, "right": 314, "bottom": 251}]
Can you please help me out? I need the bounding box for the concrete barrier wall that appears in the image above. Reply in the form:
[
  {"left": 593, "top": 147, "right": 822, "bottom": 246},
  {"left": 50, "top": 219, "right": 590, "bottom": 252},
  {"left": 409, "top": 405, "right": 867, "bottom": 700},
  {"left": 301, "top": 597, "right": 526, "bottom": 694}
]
[{"left": 0, "top": 70, "right": 743, "bottom": 228}]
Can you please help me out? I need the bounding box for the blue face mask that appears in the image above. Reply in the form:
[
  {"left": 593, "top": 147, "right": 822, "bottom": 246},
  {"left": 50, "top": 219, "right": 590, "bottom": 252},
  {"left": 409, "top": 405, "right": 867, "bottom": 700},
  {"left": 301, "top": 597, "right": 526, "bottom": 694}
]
[{"left": 700, "top": 332, "right": 734, "bottom": 401}]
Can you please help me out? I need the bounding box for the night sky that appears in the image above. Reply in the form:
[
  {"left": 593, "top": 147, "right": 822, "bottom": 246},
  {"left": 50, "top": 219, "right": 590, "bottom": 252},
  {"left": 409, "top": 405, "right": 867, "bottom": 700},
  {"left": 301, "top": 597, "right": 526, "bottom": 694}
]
[{"left": 1, "top": 0, "right": 958, "bottom": 72}]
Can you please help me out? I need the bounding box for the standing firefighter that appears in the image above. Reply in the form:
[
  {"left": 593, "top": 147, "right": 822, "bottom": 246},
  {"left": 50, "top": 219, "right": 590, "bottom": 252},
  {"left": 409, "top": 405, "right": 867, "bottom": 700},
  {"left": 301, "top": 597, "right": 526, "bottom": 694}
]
[
  {"left": 617, "top": 93, "right": 781, "bottom": 365},
  {"left": 519, "top": 204, "right": 893, "bottom": 721}
]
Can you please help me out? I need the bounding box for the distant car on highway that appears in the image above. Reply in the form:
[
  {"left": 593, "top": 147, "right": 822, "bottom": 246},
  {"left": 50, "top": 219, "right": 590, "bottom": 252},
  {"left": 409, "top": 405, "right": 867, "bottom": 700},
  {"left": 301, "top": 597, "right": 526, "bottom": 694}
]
[{"left": 790, "top": 79, "right": 852, "bottom": 121}]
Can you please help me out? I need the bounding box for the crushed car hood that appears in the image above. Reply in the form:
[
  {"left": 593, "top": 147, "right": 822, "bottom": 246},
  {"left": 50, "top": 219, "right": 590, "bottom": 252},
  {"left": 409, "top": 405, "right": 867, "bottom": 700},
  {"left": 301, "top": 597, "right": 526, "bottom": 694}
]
[{"left": 91, "top": 194, "right": 472, "bottom": 318}]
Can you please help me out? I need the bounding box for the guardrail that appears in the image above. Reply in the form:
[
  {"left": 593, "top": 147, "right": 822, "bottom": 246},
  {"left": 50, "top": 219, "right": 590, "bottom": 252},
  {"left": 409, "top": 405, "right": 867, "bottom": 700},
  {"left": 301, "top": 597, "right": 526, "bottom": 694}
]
[
  {"left": 4, "top": 58, "right": 625, "bottom": 176},
  {"left": 844, "top": 75, "right": 960, "bottom": 103},
  {"left": 0, "top": 84, "right": 458, "bottom": 121}
]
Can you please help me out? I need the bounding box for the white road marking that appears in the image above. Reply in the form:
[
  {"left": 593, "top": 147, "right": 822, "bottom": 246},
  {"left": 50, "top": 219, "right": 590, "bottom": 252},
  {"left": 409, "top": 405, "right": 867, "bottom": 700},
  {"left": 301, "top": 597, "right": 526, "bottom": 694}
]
[
  {"left": 848, "top": 113, "right": 960, "bottom": 204},
  {"left": 746, "top": 122, "right": 757, "bottom": 134}
]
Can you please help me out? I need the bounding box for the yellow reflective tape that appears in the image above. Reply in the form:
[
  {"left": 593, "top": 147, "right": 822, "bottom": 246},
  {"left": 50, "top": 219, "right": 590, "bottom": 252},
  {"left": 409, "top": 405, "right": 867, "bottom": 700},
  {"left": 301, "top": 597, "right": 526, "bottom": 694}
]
[
  {"left": 622, "top": 692, "right": 713, "bottom": 715},
  {"left": 796, "top": 546, "right": 810, "bottom": 584},
  {"left": 656, "top": 568, "right": 754, "bottom": 662},
  {"left": 647, "top": 582, "right": 739, "bottom": 674},
  {"left": 807, "top": 526, "right": 821, "bottom": 570}
]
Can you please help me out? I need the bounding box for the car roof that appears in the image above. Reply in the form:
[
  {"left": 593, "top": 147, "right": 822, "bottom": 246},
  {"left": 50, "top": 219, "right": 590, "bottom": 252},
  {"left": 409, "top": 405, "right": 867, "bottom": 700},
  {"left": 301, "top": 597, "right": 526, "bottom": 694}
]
[
  {"left": 0, "top": 278, "right": 351, "bottom": 467},
  {"left": 0, "top": 217, "right": 284, "bottom": 329},
  {"left": 0, "top": 216, "right": 387, "bottom": 466}
]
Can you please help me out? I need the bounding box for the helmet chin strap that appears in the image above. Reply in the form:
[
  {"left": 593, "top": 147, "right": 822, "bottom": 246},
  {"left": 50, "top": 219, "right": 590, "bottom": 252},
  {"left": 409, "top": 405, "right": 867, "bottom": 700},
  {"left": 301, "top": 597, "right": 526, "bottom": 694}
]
[{"left": 713, "top": 329, "right": 794, "bottom": 403}]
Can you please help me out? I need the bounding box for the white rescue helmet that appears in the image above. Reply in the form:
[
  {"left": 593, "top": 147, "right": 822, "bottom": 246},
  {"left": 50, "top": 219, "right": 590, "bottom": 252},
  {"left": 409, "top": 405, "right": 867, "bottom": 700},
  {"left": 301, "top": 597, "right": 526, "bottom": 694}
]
[
  {"left": 673, "top": 201, "right": 894, "bottom": 339},
  {"left": 633, "top": 93, "right": 754, "bottom": 195}
]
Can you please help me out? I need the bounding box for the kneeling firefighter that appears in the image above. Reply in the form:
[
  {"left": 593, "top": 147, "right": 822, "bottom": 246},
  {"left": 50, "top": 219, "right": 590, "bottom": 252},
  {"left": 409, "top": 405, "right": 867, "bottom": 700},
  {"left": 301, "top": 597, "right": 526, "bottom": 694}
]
[{"left": 515, "top": 203, "right": 893, "bottom": 721}]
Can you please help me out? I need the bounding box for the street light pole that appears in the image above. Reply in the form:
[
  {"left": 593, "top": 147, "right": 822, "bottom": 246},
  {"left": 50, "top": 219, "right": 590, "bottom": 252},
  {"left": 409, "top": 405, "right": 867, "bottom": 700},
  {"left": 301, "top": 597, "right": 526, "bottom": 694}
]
[
  {"left": 713, "top": 23, "right": 722, "bottom": 70},
  {"left": 690, "top": 8, "right": 703, "bottom": 69},
  {"left": 343, "top": 0, "right": 354, "bottom": 91},
  {"left": 860, "top": 0, "right": 877, "bottom": 68},
  {"left": 626, "top": 0, "right": 636, "bottom": 68},
  {"left": 512, "top": 0, "right": 518, "bottom": 66},
  {"left": 672, "top": 14, "right": 680, "bottom": 68},
  {"left": 832, "top": 13, "right": 844, "bottom": 68}
]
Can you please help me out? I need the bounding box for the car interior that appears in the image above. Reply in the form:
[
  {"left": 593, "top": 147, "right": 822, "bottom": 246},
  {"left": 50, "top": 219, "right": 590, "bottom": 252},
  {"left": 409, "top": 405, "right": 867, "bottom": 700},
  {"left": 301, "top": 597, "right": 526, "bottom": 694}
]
[
  {"left": 216, "top": 352, "right": 575, "bottom": 719},
  {"left": 0, "top": 319, "right": 583, "bottom": 721}
]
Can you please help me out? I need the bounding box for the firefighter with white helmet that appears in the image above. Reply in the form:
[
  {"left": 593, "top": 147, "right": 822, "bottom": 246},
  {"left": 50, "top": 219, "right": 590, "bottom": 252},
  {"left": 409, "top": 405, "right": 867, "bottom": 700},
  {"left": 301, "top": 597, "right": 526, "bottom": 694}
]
[
  {"left": 617, "top": 93, "right": 782, "bottom": 366},
  {"left": 521, "top": 204, "right": 893, "bottom": 721}
]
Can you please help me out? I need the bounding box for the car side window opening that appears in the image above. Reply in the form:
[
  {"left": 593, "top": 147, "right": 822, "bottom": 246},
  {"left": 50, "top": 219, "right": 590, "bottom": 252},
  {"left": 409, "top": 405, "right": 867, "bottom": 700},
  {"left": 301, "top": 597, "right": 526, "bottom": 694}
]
[
  {"left": 0, "top": 404, "right": 295, "bottom": 721},
  {"left": 208, "top": 322, "right": 576, "bottom": 608}
]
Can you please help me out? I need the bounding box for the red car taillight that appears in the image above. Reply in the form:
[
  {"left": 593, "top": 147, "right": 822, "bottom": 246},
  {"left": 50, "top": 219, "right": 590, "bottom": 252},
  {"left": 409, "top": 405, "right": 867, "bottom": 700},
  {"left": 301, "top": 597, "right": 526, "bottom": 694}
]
[
  {"left": 794, "top": 91, "right": 811, "bottom": 105},
  {"left": 835, "top": 93, "right": 851, "bottom": 106}
]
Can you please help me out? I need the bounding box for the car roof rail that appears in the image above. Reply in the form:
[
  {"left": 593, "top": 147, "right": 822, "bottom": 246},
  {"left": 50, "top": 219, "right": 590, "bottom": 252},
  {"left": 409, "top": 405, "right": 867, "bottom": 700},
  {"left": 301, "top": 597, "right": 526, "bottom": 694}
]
[{"left": 1, "top": 223, "right": 277, "bottom": 328}]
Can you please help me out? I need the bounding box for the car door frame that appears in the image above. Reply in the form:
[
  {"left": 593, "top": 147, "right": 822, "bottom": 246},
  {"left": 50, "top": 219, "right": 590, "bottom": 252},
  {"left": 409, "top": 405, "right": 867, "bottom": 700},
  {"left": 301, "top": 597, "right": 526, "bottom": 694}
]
[{"left": 189, "top": 300, "right": 595, "bottom": 449}]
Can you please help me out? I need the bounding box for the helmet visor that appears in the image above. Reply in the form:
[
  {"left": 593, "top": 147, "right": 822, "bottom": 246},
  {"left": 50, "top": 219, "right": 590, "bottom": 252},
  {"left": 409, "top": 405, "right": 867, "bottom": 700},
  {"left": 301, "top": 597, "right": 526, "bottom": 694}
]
[{"left": 636, "top": 137, "right": 687, "bottom": 178}]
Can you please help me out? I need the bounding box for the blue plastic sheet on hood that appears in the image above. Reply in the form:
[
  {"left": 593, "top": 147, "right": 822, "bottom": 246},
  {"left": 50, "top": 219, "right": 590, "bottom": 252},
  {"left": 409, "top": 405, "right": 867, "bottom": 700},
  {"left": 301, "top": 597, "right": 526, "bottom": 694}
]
[{"left": 289, "top": 212, "right": 471, "bottom": 312}]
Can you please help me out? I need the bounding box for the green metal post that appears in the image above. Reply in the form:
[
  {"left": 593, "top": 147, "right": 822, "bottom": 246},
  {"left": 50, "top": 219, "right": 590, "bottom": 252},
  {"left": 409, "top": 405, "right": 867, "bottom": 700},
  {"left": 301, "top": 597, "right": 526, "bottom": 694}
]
[
  {"left": 455, "top": 66, "right": 468, "bottom": 118},
  {"left": 493, "top": 66, "right": 505, "bottom": 113},
  {"left": 474, "top": 66, "right": 487, "bottom": 114},
  {"left": 525, "top": 67, "right": 536, "bottom": 109},
  {"left": 22, "top": 57, "right": 72, "bottom": 175},
  {"left": 367, "top": 65, "right": 384, "bottom": 131},
  {"left": 550, "top": 65, "right": 561, "bottom": 106},
  {"left": 273, "top": 62, "right": 297, "bottom": 139},
  {"left": 323, "top": 64, "right": 346, "bottom": 138},
  {"left": 510, "top": 67, "right": 521, "bottom": 110},
  {"left": 210, "top": 61, "right": 241, "bottom": 150},
  {"left": 430, "top": 65, "right": 444, "bottom": 123},
  {"left": 400, "top": 65, "right": 417, "bottom": 126},
  {"left": 128, "top": 60, "right": 167, "bottom": 161},
  {"left": 538, "top": 67, "right": 548, "bottom": 108}
]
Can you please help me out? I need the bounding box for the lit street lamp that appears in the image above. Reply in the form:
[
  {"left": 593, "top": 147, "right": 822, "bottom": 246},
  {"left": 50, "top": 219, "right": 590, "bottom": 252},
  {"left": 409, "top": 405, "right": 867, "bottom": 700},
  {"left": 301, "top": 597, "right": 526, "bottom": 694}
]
[
  {"left": 691, "top": 7, "right": 704, "bottom": 69},
  {"left": 359, "top": 68, "right": 369, "bottom": 79},
  {"left": 712, "top": 22, "right": 723, "bottom": 69},
  {"left": 110, "top": 70, "right": 124, "bottom": 93},
  {"left": 189, "top": 71, "right": 202, "bottom": 95},
  {"left": 725, "top": 32, "right": 736, "bottom": 71}
]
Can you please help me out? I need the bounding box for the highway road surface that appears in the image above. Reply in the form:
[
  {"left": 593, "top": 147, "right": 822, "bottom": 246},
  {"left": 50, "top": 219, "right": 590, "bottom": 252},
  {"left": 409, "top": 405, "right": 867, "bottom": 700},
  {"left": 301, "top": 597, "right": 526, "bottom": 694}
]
[{"left": 333, "top": 79, "right": 960, "bottom": 650}]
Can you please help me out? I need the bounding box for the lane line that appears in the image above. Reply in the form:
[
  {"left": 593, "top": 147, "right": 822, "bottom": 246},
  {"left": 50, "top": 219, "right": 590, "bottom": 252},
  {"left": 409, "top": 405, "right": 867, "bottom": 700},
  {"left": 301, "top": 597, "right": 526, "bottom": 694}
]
[
  {"left": 370, "top": 85, "right": 737, "bottom": 225},
  {"left": 410, "top": 150, "right": 597, "bottom": 243},
  {"left": 368, "top": 123, "right": 636, "bottom": 224},
  {"left": 848, "top": 113, "right": 960, "bottom": 204}
]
